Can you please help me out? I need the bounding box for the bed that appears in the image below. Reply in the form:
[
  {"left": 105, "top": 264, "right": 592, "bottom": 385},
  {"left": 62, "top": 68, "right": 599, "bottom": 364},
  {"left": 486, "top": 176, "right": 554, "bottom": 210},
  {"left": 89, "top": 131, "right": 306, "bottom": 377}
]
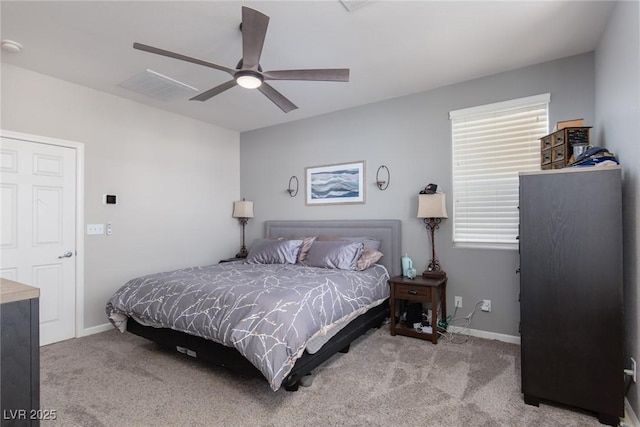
[{"left": 106, "top": 219, "right": 401, "bottom": 391}]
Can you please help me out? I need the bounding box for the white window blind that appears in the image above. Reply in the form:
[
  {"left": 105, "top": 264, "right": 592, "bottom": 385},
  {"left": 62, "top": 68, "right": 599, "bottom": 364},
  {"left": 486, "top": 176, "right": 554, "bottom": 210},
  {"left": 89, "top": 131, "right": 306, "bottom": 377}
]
[{"left": 450, "top": 93, "right": 550, "bottom": 249}]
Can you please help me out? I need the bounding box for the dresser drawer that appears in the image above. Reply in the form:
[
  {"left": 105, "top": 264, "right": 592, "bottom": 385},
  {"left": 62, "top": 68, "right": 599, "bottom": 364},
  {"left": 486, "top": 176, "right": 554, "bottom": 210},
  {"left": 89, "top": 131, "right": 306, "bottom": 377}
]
[
  {"left": 395, "top": 283, "right": 432, "bottom": 299},
  {"left": 552, "top": 144, "right": 568, "bottom": 163},
  {"left": 553, "top": 132, "right": 565, "bottom": 147},
  {"left": 540, "top": 135, "right": 553, "bottom": 151},
  {"left": 541, "top": 149, "right": 552, "bottom": 165}
]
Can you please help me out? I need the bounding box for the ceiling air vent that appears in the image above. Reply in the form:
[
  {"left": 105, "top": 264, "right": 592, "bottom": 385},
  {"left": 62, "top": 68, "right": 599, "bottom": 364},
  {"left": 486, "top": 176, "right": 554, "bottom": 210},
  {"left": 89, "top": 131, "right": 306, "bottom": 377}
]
[
  {"left": 119, "top": 69, "right": 197, "bottom": 101},
  {"left": 340, "top": 0, "right": 374, "bottom": 12}
]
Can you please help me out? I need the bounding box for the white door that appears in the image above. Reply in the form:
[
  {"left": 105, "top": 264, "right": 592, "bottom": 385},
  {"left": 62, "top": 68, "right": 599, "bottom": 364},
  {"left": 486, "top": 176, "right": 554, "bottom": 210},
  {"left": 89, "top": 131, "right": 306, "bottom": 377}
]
[{"left": 1, "top": 136, "right": 77, "bottom": 345}]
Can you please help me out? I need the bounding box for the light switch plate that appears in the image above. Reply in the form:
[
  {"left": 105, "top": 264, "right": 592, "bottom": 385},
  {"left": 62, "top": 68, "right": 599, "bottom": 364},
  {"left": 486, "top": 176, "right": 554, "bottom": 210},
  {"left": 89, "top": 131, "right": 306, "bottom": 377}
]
[{"left": 87, "top": 224, "right": 104, "bottom": 235}]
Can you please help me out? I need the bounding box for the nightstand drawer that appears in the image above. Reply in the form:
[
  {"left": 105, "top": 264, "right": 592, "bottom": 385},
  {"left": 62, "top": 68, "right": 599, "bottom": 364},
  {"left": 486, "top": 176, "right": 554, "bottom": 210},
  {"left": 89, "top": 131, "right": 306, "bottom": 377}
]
[{"left": 395, "top": 283, "right": 432, "bottom": 299}]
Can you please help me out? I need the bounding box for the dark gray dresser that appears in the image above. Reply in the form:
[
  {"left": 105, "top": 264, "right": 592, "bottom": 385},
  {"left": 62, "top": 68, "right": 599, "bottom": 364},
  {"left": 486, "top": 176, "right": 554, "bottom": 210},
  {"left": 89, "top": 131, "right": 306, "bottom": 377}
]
[
  {"left": 518, "top": 166, "right": 623, "bottom": 425},
  {"left": 1, "top": 279, "right": 40, "bottom": 427}
]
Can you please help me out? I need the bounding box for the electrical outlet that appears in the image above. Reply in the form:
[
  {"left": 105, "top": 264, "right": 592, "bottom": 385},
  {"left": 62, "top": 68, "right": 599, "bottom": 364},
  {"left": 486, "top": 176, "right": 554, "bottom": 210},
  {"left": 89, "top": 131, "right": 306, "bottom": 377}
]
[
  {"left": 454, "top": 296, "right": 462, "bottom": 308},
  {"left": 481, "top": 299, "right": 491, "bottom": 312}
]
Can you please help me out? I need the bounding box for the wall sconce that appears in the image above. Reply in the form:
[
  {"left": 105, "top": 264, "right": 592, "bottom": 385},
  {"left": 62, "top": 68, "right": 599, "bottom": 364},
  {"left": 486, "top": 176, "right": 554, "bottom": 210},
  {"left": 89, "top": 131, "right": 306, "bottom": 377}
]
[
  {"left": 286, "top": 176, "right": 299, "bottom": 197},
  {"left": 232, "top": 199, "right": 254, "bottom": 258},
  {"left": 417, "top": 192, "right": 448, "bottom": 279},
  {"left": 376, "top": 165, "right": 390, "bottom": 190}
]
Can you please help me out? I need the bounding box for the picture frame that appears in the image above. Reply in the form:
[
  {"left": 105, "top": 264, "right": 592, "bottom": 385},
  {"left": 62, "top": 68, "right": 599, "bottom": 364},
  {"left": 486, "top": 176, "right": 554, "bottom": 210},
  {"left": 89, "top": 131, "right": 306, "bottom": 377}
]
[{"left": 305, "top": 161, "right": 366, "bottom": 205}]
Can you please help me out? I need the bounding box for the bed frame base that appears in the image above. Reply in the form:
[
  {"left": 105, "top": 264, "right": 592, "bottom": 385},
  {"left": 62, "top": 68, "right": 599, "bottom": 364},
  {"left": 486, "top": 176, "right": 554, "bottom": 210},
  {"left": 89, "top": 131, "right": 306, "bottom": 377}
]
[{"left": 126, "top": 300, "right": 388, "bottom": 391}]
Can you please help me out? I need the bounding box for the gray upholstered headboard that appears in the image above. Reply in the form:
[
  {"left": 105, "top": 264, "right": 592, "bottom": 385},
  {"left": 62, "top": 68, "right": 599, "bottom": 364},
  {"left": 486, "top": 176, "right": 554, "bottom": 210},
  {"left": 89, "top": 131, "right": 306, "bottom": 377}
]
[{"left": 265, "top": 220, "right": 402, "bottom": 277}]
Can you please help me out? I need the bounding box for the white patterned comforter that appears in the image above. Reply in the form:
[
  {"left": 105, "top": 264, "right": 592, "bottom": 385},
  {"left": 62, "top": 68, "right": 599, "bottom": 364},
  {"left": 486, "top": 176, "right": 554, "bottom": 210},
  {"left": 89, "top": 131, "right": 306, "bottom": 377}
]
[{"left": 106, "top": 262, "right": 389, "bottom": 390}]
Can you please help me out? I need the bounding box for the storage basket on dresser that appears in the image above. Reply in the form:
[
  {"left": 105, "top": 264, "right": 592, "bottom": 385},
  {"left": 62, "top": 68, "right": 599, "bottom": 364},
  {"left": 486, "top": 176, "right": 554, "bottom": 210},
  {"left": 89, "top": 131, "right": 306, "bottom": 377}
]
[{"left": 540, "top": 127, "right": 590, "bottom": 169}]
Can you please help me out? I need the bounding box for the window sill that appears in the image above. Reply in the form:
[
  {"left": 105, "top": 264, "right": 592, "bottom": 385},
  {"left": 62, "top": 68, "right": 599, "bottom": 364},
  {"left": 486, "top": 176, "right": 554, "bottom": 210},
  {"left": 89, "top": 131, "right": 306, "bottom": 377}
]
[{"left": 453, "top": 242, "right": 518, "bottom": 251}]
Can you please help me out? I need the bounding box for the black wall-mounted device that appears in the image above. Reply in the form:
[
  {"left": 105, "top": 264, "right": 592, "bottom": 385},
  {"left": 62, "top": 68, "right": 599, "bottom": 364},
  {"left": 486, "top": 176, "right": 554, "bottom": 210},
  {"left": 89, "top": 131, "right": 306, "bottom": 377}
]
[{"left": 104, "top": 194, "right": 117, "bottom": 205}]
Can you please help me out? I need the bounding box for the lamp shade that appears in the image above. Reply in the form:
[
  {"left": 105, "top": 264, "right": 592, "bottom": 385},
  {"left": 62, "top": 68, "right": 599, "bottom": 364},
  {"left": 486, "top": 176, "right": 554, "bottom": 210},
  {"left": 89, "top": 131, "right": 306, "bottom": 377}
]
[
  {"left": 417, "top": 193, "right": 448, "bottom": 219},
  {"left": 232, "top": 200, "right": 254, "bottom": 218}
]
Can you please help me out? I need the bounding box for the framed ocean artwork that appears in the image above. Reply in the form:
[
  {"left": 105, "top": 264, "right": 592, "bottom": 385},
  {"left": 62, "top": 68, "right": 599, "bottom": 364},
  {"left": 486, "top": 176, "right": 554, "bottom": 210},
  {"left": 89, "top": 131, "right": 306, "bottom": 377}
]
[{"left": 305, "top": 161, "right": 365, "bottom": 205}]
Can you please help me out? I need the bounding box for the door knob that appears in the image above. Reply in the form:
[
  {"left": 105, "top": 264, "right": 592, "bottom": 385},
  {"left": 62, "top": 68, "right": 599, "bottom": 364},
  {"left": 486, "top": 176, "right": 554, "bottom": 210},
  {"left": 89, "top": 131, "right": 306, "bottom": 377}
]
[{"left": 58, "top": 251, "right": 73, "bottom": 259}]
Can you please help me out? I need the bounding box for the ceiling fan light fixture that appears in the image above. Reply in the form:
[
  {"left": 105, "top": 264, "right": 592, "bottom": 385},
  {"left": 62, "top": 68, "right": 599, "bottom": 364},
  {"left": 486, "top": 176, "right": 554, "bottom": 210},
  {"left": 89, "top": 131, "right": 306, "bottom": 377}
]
[
  {"left": 134, "top": 7, "right": 348, "bottom": 112},
  {"left": 235, "top": 71, "right": 263, "bottom": 89}
]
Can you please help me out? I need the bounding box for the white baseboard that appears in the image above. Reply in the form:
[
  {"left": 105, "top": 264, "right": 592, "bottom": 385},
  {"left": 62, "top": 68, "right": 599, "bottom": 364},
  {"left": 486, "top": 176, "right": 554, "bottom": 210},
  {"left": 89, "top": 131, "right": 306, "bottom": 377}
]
[
  {"left": 447, "top": 326, "right": 521, "bottom": 345},
  {"left": 80, "top": 322, "right": 113, "bottom": 337},
  {"left": 80, "top": 322, "right": 522, "bottom": 344},
  {"left": 624, "top": 398, "right": 639, "bottom": 427},
  {"left": 82, "top": 322, "right": 522, "bottom": 344}
]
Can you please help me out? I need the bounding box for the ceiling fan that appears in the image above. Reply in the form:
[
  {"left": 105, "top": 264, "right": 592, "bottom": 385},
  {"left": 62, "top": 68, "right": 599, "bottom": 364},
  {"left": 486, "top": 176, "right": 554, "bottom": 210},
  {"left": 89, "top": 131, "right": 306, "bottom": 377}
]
[{"left": 133, "top": 6, "right": 350, "bottom": 113}]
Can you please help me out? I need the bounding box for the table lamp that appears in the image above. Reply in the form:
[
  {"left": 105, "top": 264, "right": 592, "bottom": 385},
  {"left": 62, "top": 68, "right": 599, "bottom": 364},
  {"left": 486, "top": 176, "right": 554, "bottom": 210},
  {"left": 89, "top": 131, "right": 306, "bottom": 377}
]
[
  {"left": 232, "top": 199, "right": 254, "bottom": 258},
  {"left": 417, "top": 192, "right": 448, "bottom": 278}
]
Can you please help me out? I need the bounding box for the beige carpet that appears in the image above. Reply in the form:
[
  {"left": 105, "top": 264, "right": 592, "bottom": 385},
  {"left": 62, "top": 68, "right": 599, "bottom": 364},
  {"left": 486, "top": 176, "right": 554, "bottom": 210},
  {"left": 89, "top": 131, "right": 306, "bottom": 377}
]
[{"left": 40, "top": 326, "right": 603, "bottom": 426}]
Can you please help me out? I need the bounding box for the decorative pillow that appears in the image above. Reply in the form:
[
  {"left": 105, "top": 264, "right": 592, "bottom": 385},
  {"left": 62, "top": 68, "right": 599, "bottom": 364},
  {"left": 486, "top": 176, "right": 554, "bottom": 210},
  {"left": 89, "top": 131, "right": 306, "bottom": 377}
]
[
  {"left": 317, "top": 235, "right": 381, "bottom": 252},
  {"left": 304, "top": 241, "right": 364, "bottom": 270},
  {"left": 245, "top": 239, "right": 303, "bottom": 265},
  {"left": 274, "top": 236, "right": 317, "bottom": 263},
  {"left": 355, "top": 249, "right": 384, "bottom": 271}
]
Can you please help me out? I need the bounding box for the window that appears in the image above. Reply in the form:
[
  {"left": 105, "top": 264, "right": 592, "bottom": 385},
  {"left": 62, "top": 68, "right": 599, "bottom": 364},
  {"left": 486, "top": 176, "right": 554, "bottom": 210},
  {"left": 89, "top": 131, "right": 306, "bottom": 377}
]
[{"left": 450, "top": 93, "right": 550, "bottom": 249}]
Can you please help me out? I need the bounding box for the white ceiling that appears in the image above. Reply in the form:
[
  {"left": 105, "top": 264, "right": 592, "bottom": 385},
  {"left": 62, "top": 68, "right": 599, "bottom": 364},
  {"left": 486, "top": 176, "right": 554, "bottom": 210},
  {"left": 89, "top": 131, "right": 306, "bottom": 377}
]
[{"left": 1, "top": 1, "right": 615, "bottom": 132}]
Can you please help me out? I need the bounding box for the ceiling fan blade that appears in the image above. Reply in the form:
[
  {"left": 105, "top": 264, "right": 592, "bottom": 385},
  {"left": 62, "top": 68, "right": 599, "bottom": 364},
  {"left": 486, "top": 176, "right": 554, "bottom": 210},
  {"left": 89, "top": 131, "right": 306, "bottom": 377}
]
[
  {"left": 241, "top": 7, "right": 270, "bottom": 70},
  {"left": 133, "top": 42, "right": 235, "bottom": 76},
  {"left": 190, "top": 80, "right": 238, "bottom": 102},
  {"left": 263, "top": 69, "right": 350, "bottom": 82},
  {"left": 258, "top": 83, "right": 298, "bottom": 113}
]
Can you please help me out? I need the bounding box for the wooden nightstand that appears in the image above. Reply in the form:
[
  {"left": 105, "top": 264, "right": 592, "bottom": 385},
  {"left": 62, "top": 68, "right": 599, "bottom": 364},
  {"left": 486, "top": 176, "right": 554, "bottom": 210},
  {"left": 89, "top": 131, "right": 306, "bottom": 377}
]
[{"left": 388, "top": 275, "right": 447, "bottom": 344}]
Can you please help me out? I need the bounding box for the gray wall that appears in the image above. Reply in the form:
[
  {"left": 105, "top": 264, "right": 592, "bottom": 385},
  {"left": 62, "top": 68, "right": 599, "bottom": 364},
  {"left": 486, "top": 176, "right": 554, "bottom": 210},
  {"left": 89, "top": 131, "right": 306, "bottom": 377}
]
[
  {"left": 1, "top": 64, "right": 241, "bottom": 330},
  {"left": 240, "top": 52, "right": 595, "bottom": 338},
  {"left": 595, "top": 0, "right": 640, "bottom": 416}
]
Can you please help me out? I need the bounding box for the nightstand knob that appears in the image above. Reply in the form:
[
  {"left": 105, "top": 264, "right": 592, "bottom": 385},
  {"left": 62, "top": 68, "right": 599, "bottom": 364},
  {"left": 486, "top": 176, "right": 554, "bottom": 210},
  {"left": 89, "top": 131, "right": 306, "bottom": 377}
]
[{"left": 408, "top": 289, "right": 418, "bottom": 295}]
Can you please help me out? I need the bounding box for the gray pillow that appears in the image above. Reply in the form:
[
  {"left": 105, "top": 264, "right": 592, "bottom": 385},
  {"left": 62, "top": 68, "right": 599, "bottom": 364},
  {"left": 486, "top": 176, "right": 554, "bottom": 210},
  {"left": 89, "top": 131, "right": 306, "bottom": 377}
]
[
  {"left": 304, "top": 241, "right": 364, "bottom": 270},
  {"left": 246, "top": 239, "right": 303, "bottom": 264},
  {"left": 273, "top": 236, "right": 317, "bottom": 263},
  {"left": 317, "top": 235, "right": 381, "bottom": 252}
]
